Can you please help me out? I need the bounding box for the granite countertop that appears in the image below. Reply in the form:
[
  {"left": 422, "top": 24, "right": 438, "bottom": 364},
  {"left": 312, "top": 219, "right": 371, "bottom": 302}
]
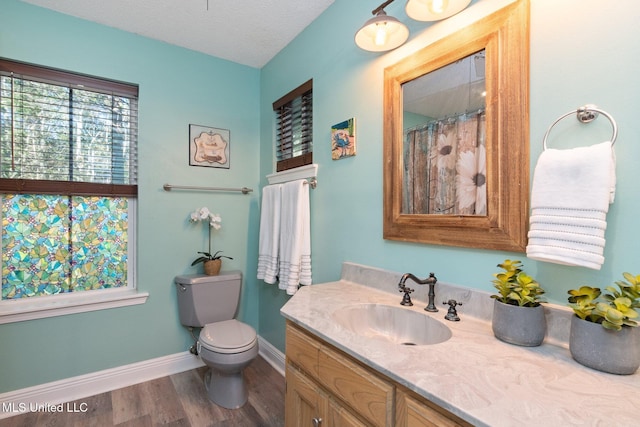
[{"left": 280, "top": 263, "right": 640, "bottom": 427}]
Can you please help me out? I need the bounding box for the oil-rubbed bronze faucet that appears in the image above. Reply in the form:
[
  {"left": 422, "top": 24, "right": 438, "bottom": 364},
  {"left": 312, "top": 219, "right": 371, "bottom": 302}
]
[{"left": 398, "top": 272, "right": 438, "bottom": 312}]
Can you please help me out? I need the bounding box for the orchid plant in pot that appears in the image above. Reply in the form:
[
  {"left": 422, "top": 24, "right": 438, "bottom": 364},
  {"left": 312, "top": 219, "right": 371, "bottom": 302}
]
[
  {"left": 189, "top": 207, "right": 232, "bottom": 276},
  {"left": 490, "top": 259, "right": 547, "bottom": 346},
  {"left": 567, "top": 272, "right": 640, "bottom": 374}
]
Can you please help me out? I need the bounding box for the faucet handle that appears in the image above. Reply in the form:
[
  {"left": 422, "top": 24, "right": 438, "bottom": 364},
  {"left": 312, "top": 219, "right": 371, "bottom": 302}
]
[
  {"left": 399, "top": 286, "right": 414, "bottom": 306},
  {"left": 443, "top": 299, "right": 462, "bottom": 321}
]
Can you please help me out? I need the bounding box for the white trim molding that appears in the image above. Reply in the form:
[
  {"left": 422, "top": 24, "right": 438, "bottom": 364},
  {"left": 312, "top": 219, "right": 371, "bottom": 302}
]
[
  {"left": 0, "top": 351, "right": 204, "bottom": 420},
  {"left": 258, "top": 336, "right": 285, "bottom": 376},
  {"left": 0, "top": 336, "right": 285, "bottom": 420},
  {"left": 266, "top": 163, "right": 317, "bottom": 185},
  {"left": 0, "top": 289, "right": 149, "bottom": 324}
]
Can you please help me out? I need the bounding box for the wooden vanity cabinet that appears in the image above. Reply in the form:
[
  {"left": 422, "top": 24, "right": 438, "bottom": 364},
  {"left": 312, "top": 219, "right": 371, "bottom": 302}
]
[
  {"left": 286, "top": 321, "right": 383, "bottom": 426},
  {"left": 395, "top": 389, "right": 471, "bottom": 427},
  {"left": 285, "top": 321, "right": 472, "bottom": 427},
  {"left": 286, "top": 363, "right": 368, "bottom": 427},
  {"left": 286, "top": 363, "right": 328, "bottom": 427}
]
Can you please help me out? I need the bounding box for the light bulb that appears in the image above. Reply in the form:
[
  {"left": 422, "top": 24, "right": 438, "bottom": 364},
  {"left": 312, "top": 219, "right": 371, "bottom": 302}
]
[
  {"left": 406, "top": 0, "right": 470, "bottom": 22},
  {"left": 355, "top": 10, "right": 409, "bottom": 52},
  {"left": 375, "top": 23, "right": 388, "bottom": 46},
  {"left": 428, "top": 0, "right": 448, "bottom": 15}
]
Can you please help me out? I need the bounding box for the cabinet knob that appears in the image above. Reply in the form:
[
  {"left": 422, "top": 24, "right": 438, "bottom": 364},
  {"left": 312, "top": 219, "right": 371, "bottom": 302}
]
[{"left": 312, "top": 417, "right": 323, "bottom": 427}]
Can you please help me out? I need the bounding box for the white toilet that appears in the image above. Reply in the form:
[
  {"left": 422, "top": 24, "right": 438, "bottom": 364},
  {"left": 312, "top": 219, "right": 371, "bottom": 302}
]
[{"left": 175, "top": 271, "right": 258, "bottom": 409}]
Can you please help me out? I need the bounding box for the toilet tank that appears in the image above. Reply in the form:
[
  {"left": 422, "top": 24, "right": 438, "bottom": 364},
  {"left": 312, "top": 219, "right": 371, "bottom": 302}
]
[{"left": 175, "top": 271, "right": 242, "bottom": 327}]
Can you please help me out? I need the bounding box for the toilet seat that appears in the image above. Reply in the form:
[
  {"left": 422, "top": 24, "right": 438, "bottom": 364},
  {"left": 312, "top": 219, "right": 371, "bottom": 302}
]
[{"left": 199, "top": 319, "right": 257, "bottom": 354}]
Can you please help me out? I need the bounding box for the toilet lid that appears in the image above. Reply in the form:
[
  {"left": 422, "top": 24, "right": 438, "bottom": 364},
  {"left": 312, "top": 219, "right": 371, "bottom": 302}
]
[{"left": 200, "top": 319, "right": 257, "bottom": 354}]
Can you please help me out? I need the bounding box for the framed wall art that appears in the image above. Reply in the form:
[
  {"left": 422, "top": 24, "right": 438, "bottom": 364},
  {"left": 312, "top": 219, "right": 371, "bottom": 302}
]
[
  {"left": 189, "top": 124, "right": 230, "bottom": 169},
  {"left": 331, "top": 118, "right": 356, "bottom": 160}
]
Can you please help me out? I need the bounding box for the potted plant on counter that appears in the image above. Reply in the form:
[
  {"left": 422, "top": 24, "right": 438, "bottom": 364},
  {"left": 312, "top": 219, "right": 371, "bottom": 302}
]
[
  {"left": 189, "top": 207, "right": 233, "bottom": 276},
  {"left": 490, "top": 259, "right": 546, "bottom": 346},
  {"left": 567, "top": 272, "right": 640, "bottom": 375}
]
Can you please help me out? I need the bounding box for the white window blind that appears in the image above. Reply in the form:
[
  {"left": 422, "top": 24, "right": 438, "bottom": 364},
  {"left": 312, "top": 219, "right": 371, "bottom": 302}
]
[{"left": 273, "top": 79, "right": 312, "bottom": 172}]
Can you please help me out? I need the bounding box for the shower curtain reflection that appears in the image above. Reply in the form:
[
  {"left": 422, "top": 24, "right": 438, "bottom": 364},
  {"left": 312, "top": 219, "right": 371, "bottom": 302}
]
[{"left": 403, "top": 110, "right": 486, "bottom": 215}]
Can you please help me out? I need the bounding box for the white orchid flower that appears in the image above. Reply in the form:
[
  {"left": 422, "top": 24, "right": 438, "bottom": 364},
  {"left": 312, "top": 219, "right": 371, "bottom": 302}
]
[
  {"left": 188, "top": 207, "right": 229, "bottom": 268},
  {"left": 209, "top": 213, "right": 222, "bottom": 229},
  {"left": 198, "top": 207, "right": 211, "bottom": 220}
]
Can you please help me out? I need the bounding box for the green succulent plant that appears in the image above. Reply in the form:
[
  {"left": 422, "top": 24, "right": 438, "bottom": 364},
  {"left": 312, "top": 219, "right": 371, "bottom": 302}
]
[
  {"left": 491, "top": 259, "right": 545, "bottom": 307},
  {"left": 568, "top": 272, "right": 640, "bottom": 331}
]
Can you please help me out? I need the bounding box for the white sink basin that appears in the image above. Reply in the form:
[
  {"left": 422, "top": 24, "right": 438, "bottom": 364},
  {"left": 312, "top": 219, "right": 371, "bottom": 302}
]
[{"left": 332, "top": 303, "right": 452, "bottom": 346}]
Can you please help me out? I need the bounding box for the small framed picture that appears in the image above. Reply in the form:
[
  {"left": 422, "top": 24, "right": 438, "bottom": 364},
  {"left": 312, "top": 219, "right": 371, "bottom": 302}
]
[
  {"left": 189, "top": 124, "right": 230, "bottom": 169},
  {"left": 331, "top": 118, "right": 356, "bottom": 160}
]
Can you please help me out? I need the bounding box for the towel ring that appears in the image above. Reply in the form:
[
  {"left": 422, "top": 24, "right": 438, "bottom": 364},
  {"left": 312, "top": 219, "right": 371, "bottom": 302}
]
[{"left": 542, "top": 104, "right": 617, "bottom": 150}]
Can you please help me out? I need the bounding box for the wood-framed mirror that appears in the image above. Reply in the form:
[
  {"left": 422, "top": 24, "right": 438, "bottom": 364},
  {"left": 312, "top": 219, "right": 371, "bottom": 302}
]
[{"left": 383, "top": 0, "right": 529, "bottom": 252}]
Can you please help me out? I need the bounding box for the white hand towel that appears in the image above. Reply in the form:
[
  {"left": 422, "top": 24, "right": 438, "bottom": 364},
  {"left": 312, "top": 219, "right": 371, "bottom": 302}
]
[
  {"left": 257, "top": 184, "right": 282, "bottom": 284},
  {"left": 526, "top": 141, "right": 616, "bottom": 270},
  {"left": 278, "top": 179, "right": 312, "bottom": 295}
]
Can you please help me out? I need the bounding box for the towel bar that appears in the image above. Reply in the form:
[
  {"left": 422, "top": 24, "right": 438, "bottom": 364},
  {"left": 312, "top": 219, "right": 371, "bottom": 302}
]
[
  {"left": 542, "top": 104, "right": 617, "bottom": 150},
  {"left": 163, "top": 184, "right": 253, "bottom": 194},
  {"left": 304, "top": 177, "right": 317, "bottom": 189}
]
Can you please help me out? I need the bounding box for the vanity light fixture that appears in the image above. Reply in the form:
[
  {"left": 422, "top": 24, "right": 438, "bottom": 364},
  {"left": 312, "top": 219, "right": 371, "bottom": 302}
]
[
  {"left": 405, "top": 0, "right": 471, "bottom": 21},
  {"left": 355, "top": 0, "right": 409, "bottom": 52}
]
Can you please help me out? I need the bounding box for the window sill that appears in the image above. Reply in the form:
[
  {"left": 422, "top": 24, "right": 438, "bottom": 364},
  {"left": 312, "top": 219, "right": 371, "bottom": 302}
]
[{"left": 0, "top": 289, "right": 149, "bottom": 324}]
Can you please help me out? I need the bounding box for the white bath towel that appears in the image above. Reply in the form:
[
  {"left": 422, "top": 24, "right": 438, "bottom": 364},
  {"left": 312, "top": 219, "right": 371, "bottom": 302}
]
[
  {"left": 257, "top": 184, "right": 282, "bottom": 284},
  {"left": 278, "top": 180, "right": 312, "bottom": 295},
  {"left": 526, "top": 141, "right": 616, "bottom": 270}
]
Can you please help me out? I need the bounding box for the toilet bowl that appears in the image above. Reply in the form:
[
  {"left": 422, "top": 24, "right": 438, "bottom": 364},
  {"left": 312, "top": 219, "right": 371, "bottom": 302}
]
[
  {"left": 175, "top": 272, "right": 259, "bottom": 409},
  {"left": 197, "top": 319, "right": 259, "bottom": 409}
]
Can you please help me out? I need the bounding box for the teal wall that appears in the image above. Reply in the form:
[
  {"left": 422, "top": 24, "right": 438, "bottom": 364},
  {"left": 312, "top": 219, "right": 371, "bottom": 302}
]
[
  {"left": 0, "top": 0, "right": 260, "bottom": 392},
  {"left": 258, "top": 0, "right": 640, "bottom": 350},
  {"left": 2, "top": 0, "right": 640, "bottom": 394}
]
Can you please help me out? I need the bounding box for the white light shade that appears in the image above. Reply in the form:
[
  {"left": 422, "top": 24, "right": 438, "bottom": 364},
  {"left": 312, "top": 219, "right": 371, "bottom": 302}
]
[
  {"left": 405, "top": 0, "right": 471, "bottom": 21},
  {"left": 355, "top": 11, "right": 410, "bottom": 52}
]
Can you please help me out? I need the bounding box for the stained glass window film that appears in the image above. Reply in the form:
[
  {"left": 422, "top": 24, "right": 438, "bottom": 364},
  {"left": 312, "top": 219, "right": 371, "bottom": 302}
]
[{"left": 2, "top": 194, "right": 129, "bottom": 299}]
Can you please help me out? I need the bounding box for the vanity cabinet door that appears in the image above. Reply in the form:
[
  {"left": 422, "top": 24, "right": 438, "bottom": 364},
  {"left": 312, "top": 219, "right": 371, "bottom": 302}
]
[
  {"left": 286, "top": 322, "right": 321, "bottom": 376},
  {"left": 318, "top": 346, "right": 394, "bottom": 427},
  {"left": 327, "top": 399, "right": 369, "bottom": 427},
  {"left": 396, "top": 390, "right": 472, "bottom": 427},
  {"left": 286, "top": 363, "right": 367, "bottom": 427},
  {"left": 285, "top": 364, "right": 327, "bottom": 427}
]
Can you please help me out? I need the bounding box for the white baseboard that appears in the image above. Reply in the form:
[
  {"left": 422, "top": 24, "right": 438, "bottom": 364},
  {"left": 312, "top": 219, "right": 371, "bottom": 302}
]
[
  {"left": 0, "top": 351, "right": 203, "bottom": 420},
  {"left": 258, "top": 335, "right": 285, "bottom": 377},
  {"left": 0, "top": 336, "right": 285, "bottom": 420}
]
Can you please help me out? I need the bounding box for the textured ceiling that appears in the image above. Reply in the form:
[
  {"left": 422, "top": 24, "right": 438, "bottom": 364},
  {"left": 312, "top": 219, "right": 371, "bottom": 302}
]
[{"left": 22, "top": 0, "right": 335, "bottom": 68}]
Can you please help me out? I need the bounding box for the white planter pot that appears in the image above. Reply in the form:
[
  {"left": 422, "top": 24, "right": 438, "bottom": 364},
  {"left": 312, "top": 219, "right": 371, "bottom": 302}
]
[
  {"left": 491, "top": 300, "right": 546, "bottom": 347},
  {"left": 569, "top": 315, "right": 640, "bottom": 375}
]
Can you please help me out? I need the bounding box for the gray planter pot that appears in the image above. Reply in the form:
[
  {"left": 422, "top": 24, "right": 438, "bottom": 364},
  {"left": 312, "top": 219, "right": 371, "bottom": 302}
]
[
  {"left": 569, "top": 315, "right": 640, "bottom": 375},
  {"left": 491, "top": 299, "right": 546, "bottom": 346}
]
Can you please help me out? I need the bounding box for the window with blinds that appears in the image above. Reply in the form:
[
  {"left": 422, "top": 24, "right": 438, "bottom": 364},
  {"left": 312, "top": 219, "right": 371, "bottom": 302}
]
[
  {"left": 0, "top": 58, "right": 138, "bottom": 300},
  {"left": 273, "top": 79, "right": 312, "bottom": 172},
  {"left": 0, "top": 58, "right": 138, "bottom": 196}
]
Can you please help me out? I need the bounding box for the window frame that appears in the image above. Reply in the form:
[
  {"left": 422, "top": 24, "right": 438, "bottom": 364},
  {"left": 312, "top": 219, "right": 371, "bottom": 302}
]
[
  {"left": 273, "top": 79, "right": 313, "bottom": 172},
  {"left": 0, "top": 58, "right": 146, "bottom": 323}
]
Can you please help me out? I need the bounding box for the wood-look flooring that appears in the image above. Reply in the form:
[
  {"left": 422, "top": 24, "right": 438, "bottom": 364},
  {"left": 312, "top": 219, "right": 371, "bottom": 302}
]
[{"left": 2, "top": 356, "right": 285, "bottom": 427}]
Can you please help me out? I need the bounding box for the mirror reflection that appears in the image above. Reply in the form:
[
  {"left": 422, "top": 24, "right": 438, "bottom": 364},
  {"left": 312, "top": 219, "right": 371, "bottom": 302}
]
[{"left": 402, "top": 50, "right": 486, "bottom": 215}]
